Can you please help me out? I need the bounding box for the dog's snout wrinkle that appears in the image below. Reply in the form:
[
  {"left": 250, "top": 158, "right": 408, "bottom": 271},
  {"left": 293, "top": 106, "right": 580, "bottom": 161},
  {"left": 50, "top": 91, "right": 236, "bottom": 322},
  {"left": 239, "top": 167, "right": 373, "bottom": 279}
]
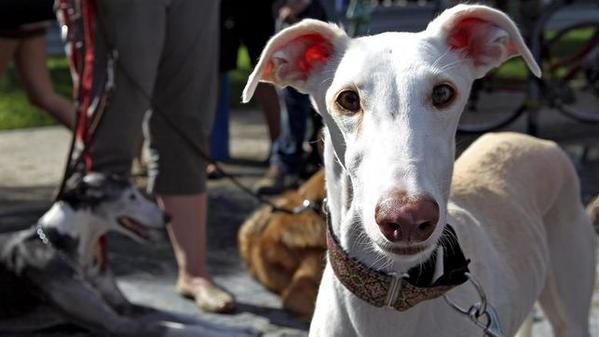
[{"left": 374, "top": 191, "right": 439, "bottom": 244}]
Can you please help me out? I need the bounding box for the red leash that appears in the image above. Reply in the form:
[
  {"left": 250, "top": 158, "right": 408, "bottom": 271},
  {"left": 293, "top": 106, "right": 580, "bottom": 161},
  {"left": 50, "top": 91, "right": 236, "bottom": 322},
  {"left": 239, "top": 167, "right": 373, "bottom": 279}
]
[{"left": 57, "top": 0, "right": 110, "bottom": 271}]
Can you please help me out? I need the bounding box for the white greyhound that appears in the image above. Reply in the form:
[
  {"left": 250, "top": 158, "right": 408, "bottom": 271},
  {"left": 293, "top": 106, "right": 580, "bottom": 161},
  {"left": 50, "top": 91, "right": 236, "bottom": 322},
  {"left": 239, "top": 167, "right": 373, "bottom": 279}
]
[{"left": 243, "top": 4, "right": 596, "bottom": 337}]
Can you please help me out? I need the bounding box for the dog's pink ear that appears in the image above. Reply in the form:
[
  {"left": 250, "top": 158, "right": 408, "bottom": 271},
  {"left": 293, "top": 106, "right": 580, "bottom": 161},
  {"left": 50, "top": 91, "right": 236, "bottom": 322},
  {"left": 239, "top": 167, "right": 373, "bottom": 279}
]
[
  {"left": 427, "top": 4, "right": 541, "bottom": 79},
  {"left": 243, "top": 19, "right": 348, "bottom": 103}
]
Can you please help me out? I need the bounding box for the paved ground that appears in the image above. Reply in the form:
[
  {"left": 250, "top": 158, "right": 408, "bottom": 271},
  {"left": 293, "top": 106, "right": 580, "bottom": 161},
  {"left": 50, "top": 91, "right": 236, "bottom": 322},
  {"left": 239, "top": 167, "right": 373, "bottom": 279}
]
[{"left": 0, "top": 106, "right": 598, "bottom": 336}]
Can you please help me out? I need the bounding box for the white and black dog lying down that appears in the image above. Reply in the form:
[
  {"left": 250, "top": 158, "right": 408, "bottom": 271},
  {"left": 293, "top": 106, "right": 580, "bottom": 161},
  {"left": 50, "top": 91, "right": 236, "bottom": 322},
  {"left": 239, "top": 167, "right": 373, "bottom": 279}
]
[{"left": 0, "top": 173, "right": 259, "bottom": 337}]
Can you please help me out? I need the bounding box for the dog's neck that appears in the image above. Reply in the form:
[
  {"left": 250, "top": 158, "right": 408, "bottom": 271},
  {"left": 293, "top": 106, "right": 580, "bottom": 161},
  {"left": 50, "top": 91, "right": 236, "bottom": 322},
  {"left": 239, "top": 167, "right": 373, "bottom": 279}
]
[
  {"left": 322, "top": 130, "right": 366, "bottom": 258},
  {"left": 38, "top": 202, "right": 107, "bottom": 267}
]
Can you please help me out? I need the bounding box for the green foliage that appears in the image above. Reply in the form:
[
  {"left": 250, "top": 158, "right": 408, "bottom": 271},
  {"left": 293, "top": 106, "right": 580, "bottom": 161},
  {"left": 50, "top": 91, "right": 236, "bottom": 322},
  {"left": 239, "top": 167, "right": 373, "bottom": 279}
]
[
  {"left": 0, "top": 91, "right": 57, "bottom": 130},
  {"left": 228, "top": 46, "right": 254, "bottom": 108}
]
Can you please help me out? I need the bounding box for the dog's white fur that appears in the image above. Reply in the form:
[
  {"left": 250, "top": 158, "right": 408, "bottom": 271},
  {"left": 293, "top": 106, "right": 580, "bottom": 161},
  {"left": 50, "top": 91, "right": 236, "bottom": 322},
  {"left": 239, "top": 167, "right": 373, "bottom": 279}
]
[
  {"left": 243, "top": 4, "right": 596, "bottom": 337},
  {"left": 38, "top": 179, "right": 167, "bottom": 309},
  {"left": 39, "top": 180, "right": 166, "bottom": 269}
]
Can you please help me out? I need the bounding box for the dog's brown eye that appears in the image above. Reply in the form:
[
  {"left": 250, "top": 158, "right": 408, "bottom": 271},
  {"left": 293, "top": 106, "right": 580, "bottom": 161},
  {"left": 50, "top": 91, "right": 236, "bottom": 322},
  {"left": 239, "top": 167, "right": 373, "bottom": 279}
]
[
  {"left": 336, "top": 90, "right": 361, "bottom": 113},
  {"left": 431, "top": 84, "right": 455, "bottom": 108}
]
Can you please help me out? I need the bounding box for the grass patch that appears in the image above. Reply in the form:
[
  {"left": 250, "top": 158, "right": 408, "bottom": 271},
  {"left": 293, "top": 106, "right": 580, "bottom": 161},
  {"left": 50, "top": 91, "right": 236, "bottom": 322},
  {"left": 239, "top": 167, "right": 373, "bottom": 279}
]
[
  {"left": 0, "top": 91, "right": 57, "bottom": 130},
  {"left": 0, "top": 48, "right": 255, "bottom": 130},
  {"left": 229, "top": 46, "right": 254, "bottom": 108},
  {"left": 0, "top": 56, "right": 72, "bottom": 130},
  {"left": 544, "top": 27, "right": 595, "bottom": 58},
  {"left": 492, "top": 27, "right": 596, "bottom": 80},
  {"left": 494, "top": 58, "right": 527, "bottom": 80}
]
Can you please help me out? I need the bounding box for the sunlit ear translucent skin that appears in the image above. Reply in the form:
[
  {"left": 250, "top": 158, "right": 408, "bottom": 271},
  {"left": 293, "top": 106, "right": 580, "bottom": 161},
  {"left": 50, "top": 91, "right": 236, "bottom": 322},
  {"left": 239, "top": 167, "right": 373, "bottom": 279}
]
[
  {"left": 242, "top": 19, "right": 349, "bottom": 103},
  {"left": 425, "top": 4, "right": 541, "bottom": 79}
]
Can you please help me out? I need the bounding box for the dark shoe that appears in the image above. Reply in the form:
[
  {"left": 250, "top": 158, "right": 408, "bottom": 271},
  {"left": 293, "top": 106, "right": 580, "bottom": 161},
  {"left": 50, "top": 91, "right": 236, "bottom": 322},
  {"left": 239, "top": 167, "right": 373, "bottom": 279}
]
[
  {"left": 207, "top": 163, "right": 224, "bottom": 180},
  {"left": 254, "top": 165, "right": 286, "bottom": 195}
]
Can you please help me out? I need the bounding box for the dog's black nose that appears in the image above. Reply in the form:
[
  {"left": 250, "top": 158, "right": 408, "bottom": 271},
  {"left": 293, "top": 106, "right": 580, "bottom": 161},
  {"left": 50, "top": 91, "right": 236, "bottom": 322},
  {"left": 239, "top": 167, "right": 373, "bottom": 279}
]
[{"left": 163, "top": 212, "right": 172, "bottom": 223}]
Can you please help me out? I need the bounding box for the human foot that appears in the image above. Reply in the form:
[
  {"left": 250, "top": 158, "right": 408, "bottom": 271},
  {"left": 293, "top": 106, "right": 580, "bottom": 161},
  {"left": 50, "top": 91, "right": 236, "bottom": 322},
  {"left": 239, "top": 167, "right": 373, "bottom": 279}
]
[{"left": 176, "top": 277, "right": 235, "bottom": 313}]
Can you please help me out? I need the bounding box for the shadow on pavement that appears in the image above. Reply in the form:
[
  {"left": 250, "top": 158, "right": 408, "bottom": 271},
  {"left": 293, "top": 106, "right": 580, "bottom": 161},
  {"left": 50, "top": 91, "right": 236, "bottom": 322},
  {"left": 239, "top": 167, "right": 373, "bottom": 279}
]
[{"left": 235, "top": 302, "right": 310, "bottom": 331}]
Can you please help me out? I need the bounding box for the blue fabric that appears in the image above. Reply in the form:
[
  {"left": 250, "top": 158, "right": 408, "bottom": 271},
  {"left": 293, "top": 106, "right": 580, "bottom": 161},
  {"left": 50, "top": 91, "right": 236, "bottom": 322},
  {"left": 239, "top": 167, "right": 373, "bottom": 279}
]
[
  {"left": 210, "top": 74, "right": 230, "bottom": 161},
  {"left": 270, "top": 87, "right": 315, "bottom": 174}
]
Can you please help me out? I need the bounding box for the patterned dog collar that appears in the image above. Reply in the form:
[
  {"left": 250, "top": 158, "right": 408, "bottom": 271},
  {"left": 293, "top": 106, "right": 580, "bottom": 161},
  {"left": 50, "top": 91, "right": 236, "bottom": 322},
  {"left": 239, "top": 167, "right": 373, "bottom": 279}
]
[{"left": 325, "top": 213, "right": 470, "bottom": 311}]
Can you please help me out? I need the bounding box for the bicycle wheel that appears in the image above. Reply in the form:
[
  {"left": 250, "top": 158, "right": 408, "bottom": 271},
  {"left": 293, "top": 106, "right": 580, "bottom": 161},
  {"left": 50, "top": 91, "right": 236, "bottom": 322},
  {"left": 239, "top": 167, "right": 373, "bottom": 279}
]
[
  {"left": 543, "top": 21, "right": 599, "bottom": 123},
  {"left": 458, "top": 69, "right": 527, "bottom": 134}
]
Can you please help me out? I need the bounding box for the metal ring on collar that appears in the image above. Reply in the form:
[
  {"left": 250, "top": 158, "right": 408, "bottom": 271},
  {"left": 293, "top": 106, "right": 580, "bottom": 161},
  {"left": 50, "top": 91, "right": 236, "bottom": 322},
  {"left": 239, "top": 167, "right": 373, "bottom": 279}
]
[{"left": 442, "top": 272, "right": 487, "bottom": 317}]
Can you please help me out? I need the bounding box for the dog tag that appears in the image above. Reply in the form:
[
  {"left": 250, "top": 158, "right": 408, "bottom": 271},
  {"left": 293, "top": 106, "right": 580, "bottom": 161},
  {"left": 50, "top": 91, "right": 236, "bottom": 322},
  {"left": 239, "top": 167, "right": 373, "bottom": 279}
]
[
  {"left": 482, "top": 305, "right": 505, "bottom": 337},
  {"left": 468, "top": 303, "right": 505, "bottom": 337},
  {"left": 443, "top": 273, "right": 505, "bottom": 337}
]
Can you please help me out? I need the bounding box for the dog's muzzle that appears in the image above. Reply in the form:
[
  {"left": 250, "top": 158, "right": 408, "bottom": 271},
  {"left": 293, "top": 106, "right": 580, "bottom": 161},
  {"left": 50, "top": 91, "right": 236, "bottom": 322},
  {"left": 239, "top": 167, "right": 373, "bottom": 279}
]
[{"left": 117, "top": 217, "right": 161, "bottom": 242}]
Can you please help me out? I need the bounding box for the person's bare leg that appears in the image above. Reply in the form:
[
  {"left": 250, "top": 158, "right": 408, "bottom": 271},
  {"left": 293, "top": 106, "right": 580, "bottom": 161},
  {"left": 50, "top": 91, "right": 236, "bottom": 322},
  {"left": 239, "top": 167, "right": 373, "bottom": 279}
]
[
  {"left": 158, "top": 193, "right": 234, "bottom": 313},
  {"left": 160, "top": 194, "right": 209, "bottom": 278},
  {"left": 254, "top": 82, "right": 280, "bottom": 142},
  {"left": 15, "top": 35, "right": 76, "bottom": 129},
  {"left": 0, "top": 39, "right": 18, "bottom": 75},
  {"left": 206, "top": 73, "right": 225, "bottom": 179}
]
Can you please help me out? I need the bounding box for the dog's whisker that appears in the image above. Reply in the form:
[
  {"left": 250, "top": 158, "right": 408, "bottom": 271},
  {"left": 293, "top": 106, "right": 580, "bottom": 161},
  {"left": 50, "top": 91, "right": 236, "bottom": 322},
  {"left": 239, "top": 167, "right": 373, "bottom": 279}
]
[
  {"left": 369, "top": 252, "right": 390, "bottom": 270},
  {"left": 435, "top": 58, "right": 468, "bottom": 74},
  {"left": 320, "top": 76, "right": 334, "bottom": 87},
  {"left": 430, "top": 48, "right": 451, "bottom": 70},
  {"left": 351, "top": 231, "right": 372, "bottom": 249},
  {"left": 438, "top": 227, "right": 459, "bottom": 257}
]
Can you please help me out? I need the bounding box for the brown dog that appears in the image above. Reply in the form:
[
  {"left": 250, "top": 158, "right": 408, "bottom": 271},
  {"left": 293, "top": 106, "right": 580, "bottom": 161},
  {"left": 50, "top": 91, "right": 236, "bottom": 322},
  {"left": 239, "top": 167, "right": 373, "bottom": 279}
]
[{"left": 239, "top": 169, "right": 326, "bottom": 319}]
